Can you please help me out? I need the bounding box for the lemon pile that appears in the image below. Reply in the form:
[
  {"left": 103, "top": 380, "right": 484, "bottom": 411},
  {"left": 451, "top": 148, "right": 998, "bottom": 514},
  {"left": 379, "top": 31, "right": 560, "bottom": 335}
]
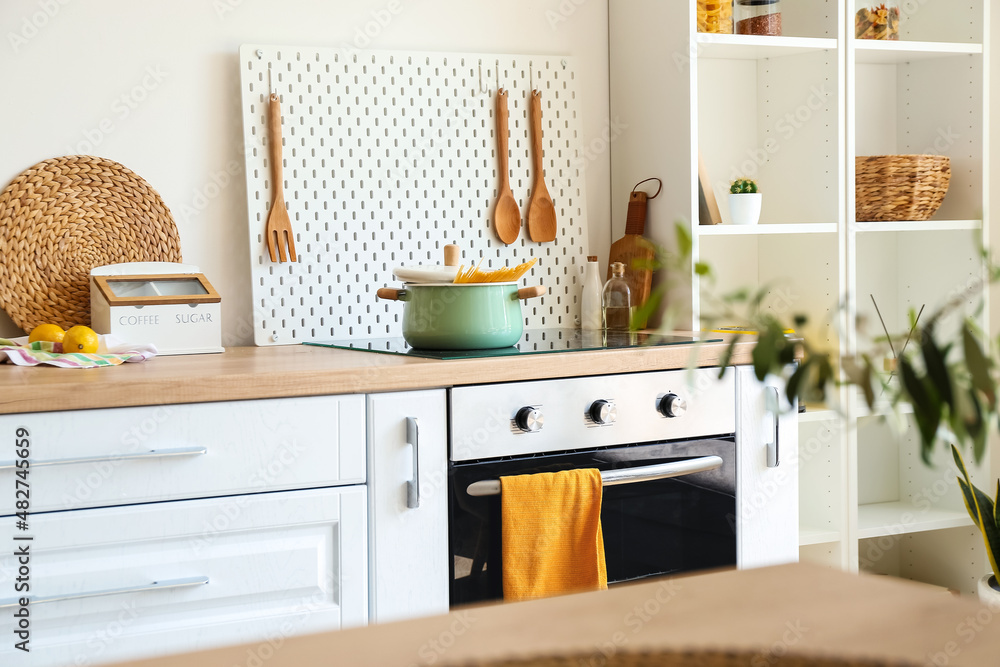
[{"left": 28, "top": 323, "right": 100, "bottom": 354}]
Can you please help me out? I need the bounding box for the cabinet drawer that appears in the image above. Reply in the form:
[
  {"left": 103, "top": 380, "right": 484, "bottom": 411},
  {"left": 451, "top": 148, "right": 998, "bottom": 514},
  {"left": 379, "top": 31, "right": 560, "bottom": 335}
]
[
  {"left": 0, "top": 395, "right": 365, "bottom": 514},
  {"left": 0, "top": 486, "right": 367, "bottom": 666}
]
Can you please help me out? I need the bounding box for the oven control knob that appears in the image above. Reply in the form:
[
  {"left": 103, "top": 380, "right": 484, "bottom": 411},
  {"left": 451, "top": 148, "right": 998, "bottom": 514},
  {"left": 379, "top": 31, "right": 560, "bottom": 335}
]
[
  {"left": 589, "top": 400, "right": 618, "bottom": 425},
  {"left": 515, "top": 407, "right": 544, "bottom": 433},
  {"left": 658, "top": 393, "right": 687, "bottom": 418}
]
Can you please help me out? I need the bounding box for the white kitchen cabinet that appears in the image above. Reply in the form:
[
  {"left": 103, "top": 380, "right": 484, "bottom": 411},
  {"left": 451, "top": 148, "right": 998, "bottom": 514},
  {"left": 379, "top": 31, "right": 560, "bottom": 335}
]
[
  {"left": 0, "top": 391, "right": 382, "bottom": 667},
  {"left": 0, "top": 395, "right": 365, "bottom": 515},
  {"left": 610, "top": 0, "right": 990, "bottom": 593},
  {"left": 0, "top": 387, "right": 452, "bottom": 666},
  {"left": 735, "top": 367, "right": 799, "bottom": 568},
  {"left": 366, "top": 389, "right": 449, "bottom": 623},
  {"left": 0, "top": 486, "right": 367, "bottom": 666}
]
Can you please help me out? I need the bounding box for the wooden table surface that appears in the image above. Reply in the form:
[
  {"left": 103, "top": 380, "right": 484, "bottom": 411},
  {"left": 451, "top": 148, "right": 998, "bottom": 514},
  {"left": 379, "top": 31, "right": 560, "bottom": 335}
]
[
  {"left": 109, "top": 563, "right": 1000, "bottom": 667},
  {"left": 0, "top": 336, "right": 754, "bottom": 414}
]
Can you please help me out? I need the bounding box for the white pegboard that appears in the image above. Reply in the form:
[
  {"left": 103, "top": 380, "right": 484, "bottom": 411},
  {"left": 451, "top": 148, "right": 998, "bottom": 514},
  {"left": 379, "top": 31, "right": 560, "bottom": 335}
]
[{"left": 239, "top": 45, "right": 590, "bottom": 345}]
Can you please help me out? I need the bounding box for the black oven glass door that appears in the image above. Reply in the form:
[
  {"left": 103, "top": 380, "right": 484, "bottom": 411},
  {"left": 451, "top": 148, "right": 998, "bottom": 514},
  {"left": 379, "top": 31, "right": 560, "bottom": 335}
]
[{"left": 448, "top": 437, "right": 737, "bottom": 606}]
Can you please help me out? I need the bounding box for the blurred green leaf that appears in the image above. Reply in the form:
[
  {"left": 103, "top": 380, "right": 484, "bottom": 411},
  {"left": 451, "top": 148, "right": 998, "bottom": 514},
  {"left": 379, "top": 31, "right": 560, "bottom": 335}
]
[
  {"left": 718, "top": 336, "right": 741, "bottom": 379},
  {"left": 967, "top": 389, "right": 988, "bottom": 464},
  {"left": 675, "top": 223, "right": 692, "bottom": 258},
  {"left": 900, "top": 357, "right": 941, "bottom": 465},
  {"left": 843, "top": 356, "right": 875, "bottom": 410},
  {"left": 630, "top": 289, "right": 662, "bottom": 332},
  {"left": 752, "top": 326, "right": 780, "bottom": 382},
  {"left": 921, "top": 327, "right": 954, "bottom": 410},
  {"left": 723, "top": 288, "right": 750, "bottom": 303},
  {"left": 631, "top": 257, "right": 659, "bottom": 272},
  {"left": 964, "top": 322, "right": 996, "bottom": 407}
]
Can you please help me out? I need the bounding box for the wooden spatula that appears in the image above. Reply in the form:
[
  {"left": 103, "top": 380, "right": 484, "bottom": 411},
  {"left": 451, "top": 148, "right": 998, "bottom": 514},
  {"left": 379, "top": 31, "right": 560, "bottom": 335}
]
[
  {"left": 527, "top": 90, "right": 556, "bottom": 243},
  {"left": 493, "top": 88, "right": 520, "bottom": 245},
  {"left": 607, "top": 178, "right": 662, "bottom": 329}
]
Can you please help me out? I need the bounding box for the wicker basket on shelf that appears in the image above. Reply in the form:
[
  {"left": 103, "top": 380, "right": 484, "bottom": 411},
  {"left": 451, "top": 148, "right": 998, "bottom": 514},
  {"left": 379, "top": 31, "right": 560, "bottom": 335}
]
[{"left": 855, "top": 154, "right": 950, "bottom": 222}]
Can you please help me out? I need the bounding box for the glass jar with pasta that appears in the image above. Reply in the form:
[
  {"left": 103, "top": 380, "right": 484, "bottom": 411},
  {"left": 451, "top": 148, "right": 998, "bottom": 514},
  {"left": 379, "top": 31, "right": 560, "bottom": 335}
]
[
  {"left": 698, "top": 0, "right": 733, "bottom": 34},
  {"left": 855, "top": 4, "right": 900, "bottom": 40}
]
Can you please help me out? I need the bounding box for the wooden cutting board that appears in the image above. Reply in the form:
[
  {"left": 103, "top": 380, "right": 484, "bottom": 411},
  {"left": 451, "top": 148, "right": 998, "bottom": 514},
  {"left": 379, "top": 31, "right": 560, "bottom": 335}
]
[{"left": 608, "top": 180, "right": 660, "bottom": 328}]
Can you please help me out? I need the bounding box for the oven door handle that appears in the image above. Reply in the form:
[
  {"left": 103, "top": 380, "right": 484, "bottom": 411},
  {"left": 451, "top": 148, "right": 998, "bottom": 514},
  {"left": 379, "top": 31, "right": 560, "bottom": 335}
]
[{"left": 465, "top": 455, "right": 725, "bottom": 497}]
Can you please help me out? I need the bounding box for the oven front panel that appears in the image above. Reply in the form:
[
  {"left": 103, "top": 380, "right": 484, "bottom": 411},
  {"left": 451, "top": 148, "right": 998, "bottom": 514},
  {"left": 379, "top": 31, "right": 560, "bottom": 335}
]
[
  {"left": 448, "top": 438, "right": 737, "bottom": 606},
  {"left": 449, "top": 368, "right": 736, "bottom": 461}
]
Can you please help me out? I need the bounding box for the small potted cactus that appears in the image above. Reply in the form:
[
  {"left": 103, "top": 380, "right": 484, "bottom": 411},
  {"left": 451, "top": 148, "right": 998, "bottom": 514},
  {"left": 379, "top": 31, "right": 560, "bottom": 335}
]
[{"left": 729, "top": 177, "right": 762, "bottom": 225}]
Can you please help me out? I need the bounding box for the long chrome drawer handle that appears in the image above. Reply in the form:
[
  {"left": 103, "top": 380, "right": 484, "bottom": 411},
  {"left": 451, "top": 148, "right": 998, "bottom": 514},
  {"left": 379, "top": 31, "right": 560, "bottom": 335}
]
[
  {"left": 766, "top": 386, "right": 780, "bottom": 468},
  {"left": 0, "top": 446, "right": 207, "bottom": 470},
  {"left": 0, "top": 576, "right": 209, "bottom": 608},
  {"left": 465, "top": 455, "right": 724, "bottom": 497},
  {"left": 406, "top": 417, "right": 420, "bottom": 509}
]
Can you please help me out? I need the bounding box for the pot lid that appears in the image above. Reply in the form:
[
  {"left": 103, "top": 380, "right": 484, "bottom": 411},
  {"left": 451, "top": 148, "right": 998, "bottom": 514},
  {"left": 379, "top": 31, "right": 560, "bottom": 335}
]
[{"left": 392, "top": 264, "right": 460, "bottom": 283}]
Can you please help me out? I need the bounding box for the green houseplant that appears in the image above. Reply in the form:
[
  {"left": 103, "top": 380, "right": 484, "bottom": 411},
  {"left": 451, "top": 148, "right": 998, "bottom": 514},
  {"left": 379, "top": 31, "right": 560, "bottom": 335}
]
[
  {"left": 728, "top": 178, "right": 762, "bottom": 226},
  {"left": 636, "top": 224, "right": 1000, "bottom": 598},
  {"left": 953, "top": 444, "right": 1000, "bottom": 603}
]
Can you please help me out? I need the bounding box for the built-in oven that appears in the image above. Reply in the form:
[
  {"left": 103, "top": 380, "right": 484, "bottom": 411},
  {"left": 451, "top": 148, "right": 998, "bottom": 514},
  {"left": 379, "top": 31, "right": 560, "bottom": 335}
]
[{"left": 448, "top": 367, "right": 738, "bottom": 606}]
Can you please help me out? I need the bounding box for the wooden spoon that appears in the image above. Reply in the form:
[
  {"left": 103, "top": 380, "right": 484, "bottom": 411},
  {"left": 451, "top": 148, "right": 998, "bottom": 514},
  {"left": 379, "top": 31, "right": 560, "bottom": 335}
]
[
  {"left": 493, "top": 88, "right": 520, "bottom": 245},
  {"left": 527, "top": 90, "right": 556, "bottom": 243}
]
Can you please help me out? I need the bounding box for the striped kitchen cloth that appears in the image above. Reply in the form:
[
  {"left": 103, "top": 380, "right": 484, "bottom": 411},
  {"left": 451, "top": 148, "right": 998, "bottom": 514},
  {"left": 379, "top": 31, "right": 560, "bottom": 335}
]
[{"left": 0, "top": 335, "right": 157, "bottom": 368}]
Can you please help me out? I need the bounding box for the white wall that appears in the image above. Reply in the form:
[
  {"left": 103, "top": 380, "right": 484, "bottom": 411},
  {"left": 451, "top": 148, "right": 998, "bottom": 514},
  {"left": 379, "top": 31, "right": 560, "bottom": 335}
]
[{"left": 0, "top": 0, "right": 612, "bottom": 344}]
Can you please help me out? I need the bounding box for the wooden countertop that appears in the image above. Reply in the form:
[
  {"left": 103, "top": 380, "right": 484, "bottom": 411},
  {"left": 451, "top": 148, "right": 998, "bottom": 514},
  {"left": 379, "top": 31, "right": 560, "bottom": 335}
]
[
  {"left": 111, "top": 563, "right": 998, "bottom": 667},
  {"left": 0, "top": 336, "right": 754, "bottom": 414}
]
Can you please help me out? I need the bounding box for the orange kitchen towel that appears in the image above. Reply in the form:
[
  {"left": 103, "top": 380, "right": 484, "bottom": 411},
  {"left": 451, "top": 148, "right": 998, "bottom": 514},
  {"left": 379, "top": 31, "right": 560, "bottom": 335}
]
[{"left": 501, "top": 468, "right": 607, "bottom": 601}]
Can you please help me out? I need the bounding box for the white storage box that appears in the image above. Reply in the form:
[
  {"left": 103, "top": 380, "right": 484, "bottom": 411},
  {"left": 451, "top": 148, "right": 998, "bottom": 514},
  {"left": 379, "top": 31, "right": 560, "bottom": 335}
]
[{"left": 89, "top": 262, "right": 223, "bottom": 355}]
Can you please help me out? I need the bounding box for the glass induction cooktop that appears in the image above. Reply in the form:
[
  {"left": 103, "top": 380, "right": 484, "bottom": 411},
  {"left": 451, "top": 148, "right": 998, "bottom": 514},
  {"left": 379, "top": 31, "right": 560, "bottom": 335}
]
[{"left": 305, "top": 328, "right": 723, "bottom": 360}]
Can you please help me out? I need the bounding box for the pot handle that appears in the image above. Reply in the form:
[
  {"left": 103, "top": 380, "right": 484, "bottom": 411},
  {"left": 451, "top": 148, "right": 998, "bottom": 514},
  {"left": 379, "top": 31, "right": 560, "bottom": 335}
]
[
  {"left": 517, "top": 285, "right": 547, "bottom": 300},
  {"left": 376, "top": 287, "right": 408, "bottom": 301}
]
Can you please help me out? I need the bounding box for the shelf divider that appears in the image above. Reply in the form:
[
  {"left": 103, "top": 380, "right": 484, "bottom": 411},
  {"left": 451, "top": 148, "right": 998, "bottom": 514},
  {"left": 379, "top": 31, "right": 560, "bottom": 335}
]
[
  {"left": 799, "top": 526, "right": 842, "bottom": 546},
  {"left": 852, "top": 219, "right": 982, "bottom": 233},
  {"left": 798, "top": 406, "right": 841, "bottom": 424},
  {"left": 697, "top": 34, "right": 837, "bottom": 60},
  {"left": 854, "top": 40, "right": 983, "bottom": 65},
  {"left": 699, "top": 223, "right": 838, "bottom": 236},
  {"left": 857, "top": 501, "right": 972, "bottom": 539}
]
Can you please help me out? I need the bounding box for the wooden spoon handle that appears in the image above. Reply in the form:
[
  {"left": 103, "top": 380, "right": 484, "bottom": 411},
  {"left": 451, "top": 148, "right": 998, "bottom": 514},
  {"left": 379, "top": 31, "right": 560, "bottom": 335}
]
[
  {"left": 268, "top": 93, "right": 284, "bottom": 202},
  {"left": 517, "top": 285, "right": 547, "bottom": 300},
  {"left": 444, "top": 244, "right": 460, "bottom": 267},
  {"left": 529, "top": 90, "right": 545, "bottom": 182},
  {"left": 496, "top": 89, "right": 510, "bottom": 189}
]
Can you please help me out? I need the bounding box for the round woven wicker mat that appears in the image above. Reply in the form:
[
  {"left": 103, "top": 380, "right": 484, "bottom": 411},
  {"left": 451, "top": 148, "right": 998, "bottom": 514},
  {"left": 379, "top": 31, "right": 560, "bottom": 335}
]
[{"left": 0, "top": 155, "right": 182, "bottom": 331}]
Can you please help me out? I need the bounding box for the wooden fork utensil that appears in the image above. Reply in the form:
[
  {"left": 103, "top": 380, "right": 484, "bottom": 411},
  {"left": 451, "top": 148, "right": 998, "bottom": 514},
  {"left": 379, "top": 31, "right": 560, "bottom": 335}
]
[{"left": 265, "top": 93, "right": 296, "bottom": 263}]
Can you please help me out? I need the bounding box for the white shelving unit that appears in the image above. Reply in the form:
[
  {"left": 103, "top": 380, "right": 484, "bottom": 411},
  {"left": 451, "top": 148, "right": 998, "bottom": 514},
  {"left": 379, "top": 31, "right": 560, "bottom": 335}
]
[
  {"left": 847, "top": 0, "right": 990, "bottom": 594},
  {"left": 610, "top": 0, "right": 991, "bottom": 594}
]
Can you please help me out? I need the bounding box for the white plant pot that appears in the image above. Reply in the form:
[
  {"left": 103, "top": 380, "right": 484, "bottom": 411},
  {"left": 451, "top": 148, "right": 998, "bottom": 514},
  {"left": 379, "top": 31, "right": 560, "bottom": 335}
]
[
  {"left": 728, "top": 192, "right": 762, "bottom": 225},
  {"left": 978, "top": 573, "right": 1000, "bottom": 608}
]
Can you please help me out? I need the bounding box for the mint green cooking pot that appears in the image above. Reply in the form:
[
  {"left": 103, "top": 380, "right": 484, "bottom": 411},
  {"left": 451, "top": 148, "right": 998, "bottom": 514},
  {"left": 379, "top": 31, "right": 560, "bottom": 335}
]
[{"left": 376, "top": 283, "right": 546, "bottom": 350}]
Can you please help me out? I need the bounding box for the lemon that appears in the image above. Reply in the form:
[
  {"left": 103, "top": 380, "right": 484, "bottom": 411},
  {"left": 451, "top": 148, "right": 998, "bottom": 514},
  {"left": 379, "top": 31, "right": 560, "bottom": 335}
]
[
  {"left": 28, "top": 323, "right": 66, "bottom": 344},
  {"left": 63, "top": 325, "right": 100, "bottom": 354}
]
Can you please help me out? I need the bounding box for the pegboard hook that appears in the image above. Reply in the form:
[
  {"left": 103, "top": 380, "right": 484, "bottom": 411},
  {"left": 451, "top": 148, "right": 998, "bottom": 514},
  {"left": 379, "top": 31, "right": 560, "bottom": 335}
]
[
  {"left": 495, "top": 60, "right": 500, "bottom": 92},
  {"left": 478, "top": 59, "right": 487, "bottom": 94},
  {"left": 529, "top": 62, "right": 534, "bottom": 91},
  {"left": 267, "top": 63, "right": 273, "bottom": 96}
]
